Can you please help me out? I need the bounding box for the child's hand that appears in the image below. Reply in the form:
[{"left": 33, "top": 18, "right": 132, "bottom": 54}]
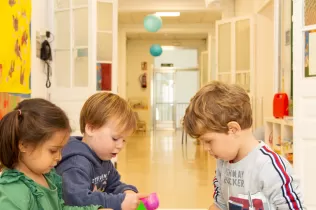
[
  {"left": 124, "top": 190, "right": 136, "bottom": 194},
  {"left": 121, "top": 193, "right": 147, "bottom": 210}
]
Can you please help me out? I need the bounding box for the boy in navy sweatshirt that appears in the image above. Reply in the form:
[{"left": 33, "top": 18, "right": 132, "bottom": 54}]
[{"left": 56, "top": 92, "right": 143, "bottom": 210}]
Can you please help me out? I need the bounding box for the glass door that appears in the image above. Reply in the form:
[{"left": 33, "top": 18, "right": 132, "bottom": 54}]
[
  {"left": 53, "top": 0, "right": 89, "bottom": 89},
  {"left": 235, "top": 18, "right": 251, "bottom": 92},
  {"left": 215, "top": 16, "right": 254, "bottom": 93},
  {"left": 216, "top": 16, "right": 255, "bottom": 129},
  {"left": 175, "top": 69, "right": 199, "bottom": 128},
  {"left": 52, "top": 0, "right": 90, "bottom": 134},
  {"left": 153, "top": 71, "right": 175, "bottom": 130},
  {"left": 216, "top": 21, "right": 232, "bottom": 84},
  {"left": 51, "top": 0, "right": 118, "bottom": 135}
]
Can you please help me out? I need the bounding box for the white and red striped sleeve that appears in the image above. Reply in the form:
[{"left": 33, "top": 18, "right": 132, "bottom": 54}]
[
  {"left": 213, "top": 160, "right": 227, "bottom": 210},
  {"left": 260, "top": 146, "right": 305, "bottom": 210}
]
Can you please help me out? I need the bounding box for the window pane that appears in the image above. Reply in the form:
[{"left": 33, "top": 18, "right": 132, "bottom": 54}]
[
  {"left": 74, "top": 49, "right": 88, "bottom": 87},
  {"left": 218, "top": 23, "right": 231, "bottom": 73},
  {"left": 72, "top": 0, "right": 88, "bottom": 7},
  {"left": 236, "top": 19, "right": 250, "bottom": 72},
  {"left": 55, "top": 0, "right": 69, "bottom": 9},
  {"left": 55, "top": 11, "right": 70, "bottom": 49},
  {"left": 218, "top": 74, "right": 231, "bottom": 84},
  {"left": 202, "top": 53, "right": 208, "bottom": 86},
  {"left": 154, "top": 72, "right": 174, "bottom": 103},
  {"left": 154, "top": 48, "right": 198, "bottom": 68},
  {"left": 236, "top": 72, "right": 250, "bottom": 92},
  {"left": 55, "top": 50, "right": 70, "bottom": 87},
  {"left": 73, "top": 8, "right": 88, "bottom": 46},
  {"left": 97, "top": 32, "right": 112, "bottom": 61},
  {"left": 97, "top": 2, "right": 113, "bottom": 31}
]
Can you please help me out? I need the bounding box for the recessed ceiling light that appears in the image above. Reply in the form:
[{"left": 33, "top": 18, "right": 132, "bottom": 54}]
[
  {"left": 162, "top": 46, "right": 177, "bottom": 50},
  {"left": 155, "top": 12, "right": 180, "bottom": 17}
]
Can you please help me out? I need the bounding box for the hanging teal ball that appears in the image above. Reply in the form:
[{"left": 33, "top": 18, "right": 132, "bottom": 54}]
[
  {"left": 144, "top": 14, "right": 162, "bottom": 32},
  {"left": 150, "top": 44, "right": 163, "bottom": 57}
]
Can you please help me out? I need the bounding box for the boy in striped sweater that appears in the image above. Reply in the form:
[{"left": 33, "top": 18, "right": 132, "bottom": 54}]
[{"left": 183, "top": 81, "right": 304, "bottom": 210}]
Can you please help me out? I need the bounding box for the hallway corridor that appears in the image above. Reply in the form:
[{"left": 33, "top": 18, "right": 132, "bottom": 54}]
[{"left": 117, "top": 130, "right": 216, "bottom": 209}]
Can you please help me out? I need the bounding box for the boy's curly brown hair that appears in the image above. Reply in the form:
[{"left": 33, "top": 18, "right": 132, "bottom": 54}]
[{"left": 183, "top": 81, "right": 252, "bottom": 138}]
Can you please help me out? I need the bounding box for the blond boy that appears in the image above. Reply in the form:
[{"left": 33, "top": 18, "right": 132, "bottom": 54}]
[
  {"left": 56, "top": 92, "right": 144, "bottom": 210},
  {"left": 183, "top": 81, "right": 304, "bottom": 210}
]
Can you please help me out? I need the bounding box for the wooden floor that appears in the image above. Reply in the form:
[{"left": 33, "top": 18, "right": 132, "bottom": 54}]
[{"left": 117, "top": 130, "right": 216, "bottom": 209}]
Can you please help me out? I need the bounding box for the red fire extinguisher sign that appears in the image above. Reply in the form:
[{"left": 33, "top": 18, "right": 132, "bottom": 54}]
[{"left": 139, "top": 73, "right": 147, "bottom": 88}]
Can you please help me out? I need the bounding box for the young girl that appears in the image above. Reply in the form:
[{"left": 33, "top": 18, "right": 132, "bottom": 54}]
[{"left": 0, "top": 98, "right": 110, "bottom": 210}]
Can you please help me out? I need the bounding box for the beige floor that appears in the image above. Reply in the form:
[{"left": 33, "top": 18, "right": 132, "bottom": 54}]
[{"left": 117, "top": 130, "right": 216, "bottom": 209}]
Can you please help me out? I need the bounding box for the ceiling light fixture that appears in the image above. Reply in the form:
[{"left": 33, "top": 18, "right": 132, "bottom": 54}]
[
  {"left": 155, "top": 12, "right": 180, "bottom": 17},
  {"left": 162, "top": 46, "right": 177, "bottom": 50}
]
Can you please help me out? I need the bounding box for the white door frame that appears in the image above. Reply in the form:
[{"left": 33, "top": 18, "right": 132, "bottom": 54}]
[
  {"left": 200, "top": 50, "right": 209, "bottom": 87},
  {"left": 293, "top": 0, "right": 316, "bottom": 208},
  {"left": 47, "top": 0, "right": 118, "bottom": 135}
]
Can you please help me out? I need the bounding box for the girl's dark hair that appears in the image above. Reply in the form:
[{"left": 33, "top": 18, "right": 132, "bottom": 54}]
[{"left": 0, "top": 98, "right": 71, "bottom": 169}]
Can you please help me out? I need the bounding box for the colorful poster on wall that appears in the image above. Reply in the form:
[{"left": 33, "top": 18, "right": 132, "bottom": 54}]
[
  {"left": 0, "top": 92, "right": 27, "bottom": 120},
  {"left": 0, "top": 0, "right": 31, "bottom": 94}
]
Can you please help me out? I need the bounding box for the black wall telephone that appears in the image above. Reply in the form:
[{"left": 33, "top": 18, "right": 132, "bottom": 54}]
[
  {"left": 40, "top": 40, "right": 52, "bottom": 61},
  {"left": 40, "top": 31, "right": 53, "bottom": 88}
]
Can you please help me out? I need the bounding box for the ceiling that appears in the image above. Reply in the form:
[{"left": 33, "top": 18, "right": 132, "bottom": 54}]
[
  {"left": 119, "top": 2, "right": 222, "bottom": 41},
  {"left": 126, "top": 33, "right": 208, "bottom": 40},
  {"left": 118, "top": 0, "right": 220, "bottom": 11},
  {"left": 119, "top": 11, "right": 222, "bottom": 24}
]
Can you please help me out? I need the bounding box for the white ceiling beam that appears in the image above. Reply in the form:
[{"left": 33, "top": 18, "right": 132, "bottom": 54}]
[
  {"left": 118, "top": 1, "right": 220, "bottom": 12},
  {"left": 120, "top": 23, "right": 214, "bottom": 34}
]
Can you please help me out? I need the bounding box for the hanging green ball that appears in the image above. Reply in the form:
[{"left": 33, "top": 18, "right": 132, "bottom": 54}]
[
  {"left": 144, "top": 14, "right": 162, "bottom": 32},
  {"left": 150, "top": 44, "right": 163, "bottom": 57}
]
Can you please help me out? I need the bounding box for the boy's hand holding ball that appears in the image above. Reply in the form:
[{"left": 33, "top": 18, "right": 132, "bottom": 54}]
[
  {"left": 124, "top": 190, "right": 137, "bottom": 194},
  {"left": 122, "top": 193, "right": 148, "bottom": 210}
]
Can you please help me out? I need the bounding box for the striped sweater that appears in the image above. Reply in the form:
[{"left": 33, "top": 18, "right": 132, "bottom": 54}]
[{"left": 213, "top": 141, "right": 305, "bottom": 210}]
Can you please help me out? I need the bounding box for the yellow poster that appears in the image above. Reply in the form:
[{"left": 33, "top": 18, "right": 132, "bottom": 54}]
[{"left": 0, "top": 0, "right": 31, "bottom": 94}]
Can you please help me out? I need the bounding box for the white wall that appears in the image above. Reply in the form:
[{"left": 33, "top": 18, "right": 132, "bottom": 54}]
[
  {"left": 255, "top": 1, "right": 274, "bottom": 127},
  {"left": 125, "top": 39, "right": 206, "bottom": 127},
  {"left": 118, "top": 31, "right": 127, "bottom": 98},
  {"left": 31, "top": 0, "right": 49, "bottom": 98},
  {"left": 235, "top": 0, "right": 254, "bottom": 16},
  {"left": 234, "top": 0, "right": 270, "bottom": 16},
  {"left": 154, "top": 48, "right": 198, "bottom": 68}
]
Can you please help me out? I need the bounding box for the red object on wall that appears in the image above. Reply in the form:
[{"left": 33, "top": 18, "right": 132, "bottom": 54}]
[
  {"left": 100, "top": 63, "right": 112, "bottom": 91},
  {"left": 139, "top": 73, "right": 147, "bottom": 88},
  {"left": 273, "top": 93, "right": 289, "bottom": 118}
]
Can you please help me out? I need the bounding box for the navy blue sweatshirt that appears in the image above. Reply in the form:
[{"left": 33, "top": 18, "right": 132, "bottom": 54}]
[{"left": 56, "top": 136, "right": 138, "bottom": 210}]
